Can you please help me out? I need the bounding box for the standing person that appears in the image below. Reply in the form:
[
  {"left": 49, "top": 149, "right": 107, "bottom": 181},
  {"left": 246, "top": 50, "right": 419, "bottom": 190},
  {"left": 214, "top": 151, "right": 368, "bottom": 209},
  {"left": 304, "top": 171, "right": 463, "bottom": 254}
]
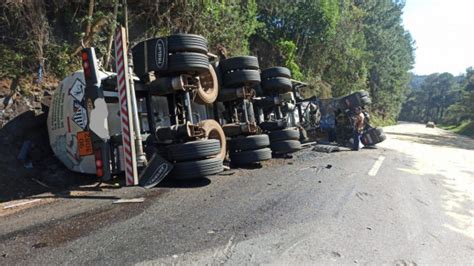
[{"left": 352, "top": 107, "right": 365, "bottom": 151}]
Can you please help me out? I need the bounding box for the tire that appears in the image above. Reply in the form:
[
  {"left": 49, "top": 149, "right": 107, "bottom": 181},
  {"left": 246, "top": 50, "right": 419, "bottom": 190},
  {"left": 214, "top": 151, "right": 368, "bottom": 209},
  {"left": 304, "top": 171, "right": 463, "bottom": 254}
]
[
  {"left": 166, "top": 139, "right": 220, "bottom": 162},
  {"left": 259, "top": 121, "right": 286, "bottom": 131},
  {"left": 167, "top": 34, "right": 208, "bottom": 54},
  {"left": 230, "top": 147, "right": 272, "bottom": 165},
  {"left": 170, "top": 157, "right": 223, "bottom": 180},
  {"left": 261, "top": 67, "right": 291, "bottom": 80},
  {"left": 270, "top": 140, "right": 301, "bottom": 154},
  {"left": 219, "top": 56, "right": 259, "bottom": 72},
  {"left": 228, "top": 134, "right": 270, "bottom": 152},
  {"left": 161, "top": 52, "right": 210, "bottom": 74},
  {"left": 374, "top": 127, "right": 383, "bottom": 135},
  {"left": 198, "top": 119, "right": 226, "bottom": 160},
  {"left": 223, "top": 69, "right": 261, "bottom": 87},
  {"left": 357, "top": 90, "right": 369, "bottom": 97},
  {"left": 195, "top": 64, "right": 219, "bottom": 104},
  {"left": 360, "top": 96, "right": 371, "bottom": 106},
  {"left": 379, "top": 133, "right": 387, "bottom": 141},
  {"left": 261, "top": 77, "right": 292, "bottom": 94},
  {"left": 269, "top": 128, "right": 300, "bottom": 142}
]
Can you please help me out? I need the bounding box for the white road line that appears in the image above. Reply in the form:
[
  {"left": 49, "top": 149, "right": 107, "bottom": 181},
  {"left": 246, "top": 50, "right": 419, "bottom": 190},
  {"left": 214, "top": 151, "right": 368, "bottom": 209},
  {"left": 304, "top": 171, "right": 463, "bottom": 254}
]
[{"left": 368, "top": 156, "right": 386, "bottom": 176}]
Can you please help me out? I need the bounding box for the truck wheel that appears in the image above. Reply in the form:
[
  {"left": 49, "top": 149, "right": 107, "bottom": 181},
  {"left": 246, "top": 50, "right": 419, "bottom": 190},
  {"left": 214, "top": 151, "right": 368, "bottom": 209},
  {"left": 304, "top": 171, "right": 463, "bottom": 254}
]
[
  {"left": 195, "top": 64, "right": 219, "bottom": 104},
  {"left": 270, "top": 140, "right": 301, "bottom": 154},
  {"left": 259, "top": 121, "right": 286, "bottom": 131},
  {"left": 261, "top": 67, "right": 291, "bottom": 80},
  {"left": 167, "top": 34, "right": 208, "bottom": 54},
  {"left": 375, "top": 127, "right": 383, "bottom": 135},
  {"left": 219, "top": 56, "right": 259, "bottom": 73},
  {"left": 262, "top": 77, "right": 292, "bottom": 94},
  {"left": 162, "top": 52, "right": 210, "bottom": 74},
  {"left": 269, "top": 128, "right": 300, "bottom": 142},
  {"left": 229, "top": 147, "right": 272, "bottom": 165},
  {"left": 170, "top": 157, "right": 223, "bottom": 180},
  {"left": 228, "top": 134, "right": 270, "bottom": 152},
  {"left": 379, "top": 133, "right": 387, "bottom": 141},
  {"left": 166, "top": 139, "right": 220, "bottom": 162},
  {"left": 360, "top": 96, "right": 371, "bottom": 106},
  {"left": 198, "top": 119, "right": 226, "bottom": 160},
  {"left": 223, "top": 69, "right": 261, "bottom": 87},
  {"left": 357, "top": 90, "right": 369, "bottom": 97}
]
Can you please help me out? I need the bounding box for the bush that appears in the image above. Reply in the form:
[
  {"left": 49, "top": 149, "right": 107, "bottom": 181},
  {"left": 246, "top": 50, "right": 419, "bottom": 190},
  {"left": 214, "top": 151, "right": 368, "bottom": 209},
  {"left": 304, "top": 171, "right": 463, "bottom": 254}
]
[
  {"left": 46, "top": 42, "right": 81, "bottom": 79},
  {"left": 0, "top": 44, "right": 26, "bottom": 78}
]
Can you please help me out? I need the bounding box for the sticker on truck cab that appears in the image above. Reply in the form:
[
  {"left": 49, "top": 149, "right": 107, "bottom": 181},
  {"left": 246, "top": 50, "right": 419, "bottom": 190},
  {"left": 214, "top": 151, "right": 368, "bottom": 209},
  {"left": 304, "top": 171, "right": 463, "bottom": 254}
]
[{"left": 77, "top": 131, "right": 94, "bottom": 156}]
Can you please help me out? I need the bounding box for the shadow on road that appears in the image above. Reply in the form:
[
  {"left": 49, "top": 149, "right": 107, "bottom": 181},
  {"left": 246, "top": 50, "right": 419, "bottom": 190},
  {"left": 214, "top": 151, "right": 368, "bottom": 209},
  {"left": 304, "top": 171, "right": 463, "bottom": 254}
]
[
  {"left": 385, "top": 131, "right": 474, "bottom": 150},
  {"left": 158, "top": 177, "right": 212, "bottom": 189},
  {"left": 0, "top": 111, "right": 100, "bottom": 203}
]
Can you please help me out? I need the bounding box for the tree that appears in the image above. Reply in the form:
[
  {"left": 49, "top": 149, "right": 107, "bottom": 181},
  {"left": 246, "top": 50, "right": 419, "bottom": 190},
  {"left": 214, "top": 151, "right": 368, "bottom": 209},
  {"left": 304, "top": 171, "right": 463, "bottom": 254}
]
[{"left": 359, "top": 0, "right": 414, "bottom": 120}]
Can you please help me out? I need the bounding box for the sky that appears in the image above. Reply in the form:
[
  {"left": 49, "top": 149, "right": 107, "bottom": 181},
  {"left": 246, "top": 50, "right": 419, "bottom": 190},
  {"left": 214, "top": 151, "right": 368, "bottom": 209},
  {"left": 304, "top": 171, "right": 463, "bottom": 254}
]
[{"left": 402, "top": 0, "right": 474, "bottom": 75}]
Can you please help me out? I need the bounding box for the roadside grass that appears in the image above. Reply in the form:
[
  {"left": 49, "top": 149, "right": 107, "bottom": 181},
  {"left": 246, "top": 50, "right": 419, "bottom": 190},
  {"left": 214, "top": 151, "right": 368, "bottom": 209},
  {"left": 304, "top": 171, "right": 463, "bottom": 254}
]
[
  {"left": 370, "top": 114, "right": 397, "bottom": 127},
  {"left": 440, "top": 120, "right": 474, "bottom": 138}
]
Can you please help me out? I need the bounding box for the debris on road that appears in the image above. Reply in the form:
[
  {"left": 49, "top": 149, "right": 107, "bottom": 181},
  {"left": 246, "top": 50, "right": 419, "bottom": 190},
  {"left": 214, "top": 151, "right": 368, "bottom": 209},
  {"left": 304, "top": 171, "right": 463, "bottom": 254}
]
[
  {"left": 139, "top": 154, "right": 173, "bottom": 189},
  {"left": 3, "top": 199, "right": 42, "bottom": 209},
  {"left": 112, "top": 197, "right": 145, "bottom": 204},
  {"left": 301, "top": 141, "right": 317, "bottom": 148},
  {"left": 312, "top": 144, "right": 348, "bottom": 153},
  {"left": 31, "top": 178, "right": 50, "bottom": 188}
]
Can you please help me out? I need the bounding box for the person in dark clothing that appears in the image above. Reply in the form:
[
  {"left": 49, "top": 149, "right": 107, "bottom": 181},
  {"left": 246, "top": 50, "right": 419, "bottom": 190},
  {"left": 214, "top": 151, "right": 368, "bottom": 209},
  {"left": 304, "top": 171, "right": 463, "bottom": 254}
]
[{"left": 352, "top": 107, "right": 365, "bottom": 151}]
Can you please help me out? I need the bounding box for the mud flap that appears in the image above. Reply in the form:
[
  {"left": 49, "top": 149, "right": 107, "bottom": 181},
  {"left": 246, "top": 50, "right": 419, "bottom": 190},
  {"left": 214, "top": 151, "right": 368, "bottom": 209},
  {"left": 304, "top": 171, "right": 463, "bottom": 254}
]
[{"left": 139, "top": 153, "right": 173, "bottom": 189}]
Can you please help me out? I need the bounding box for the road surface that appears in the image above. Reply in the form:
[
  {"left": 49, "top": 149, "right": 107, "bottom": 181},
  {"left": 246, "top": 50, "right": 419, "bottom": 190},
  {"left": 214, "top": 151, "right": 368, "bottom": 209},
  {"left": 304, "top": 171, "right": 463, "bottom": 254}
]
[{"left": 1, "top": 123, "right": 473, "bottom": 264}]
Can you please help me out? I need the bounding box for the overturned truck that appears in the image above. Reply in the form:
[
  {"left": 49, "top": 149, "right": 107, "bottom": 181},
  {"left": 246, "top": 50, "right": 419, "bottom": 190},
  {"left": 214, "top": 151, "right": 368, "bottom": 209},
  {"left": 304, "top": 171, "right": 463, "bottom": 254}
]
[
  {"left": 47, "top": 32, "right": 310, "bottom": 185},
  {"left": 292, "top": 84, "right": 386, "bottom": 147},
  {"left": 47, "top": 32, "right": 385, "bottom": 186}
]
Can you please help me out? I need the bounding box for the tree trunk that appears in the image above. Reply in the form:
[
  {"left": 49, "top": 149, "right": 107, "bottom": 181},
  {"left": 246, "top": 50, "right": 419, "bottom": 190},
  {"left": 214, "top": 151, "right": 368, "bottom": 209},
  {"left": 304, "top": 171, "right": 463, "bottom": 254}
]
[
  {"left": 103, "top": 0, "right": 118, "bottom": 71},
  {"left": 85, "top": 0, "right": 95, "bottom": 36}
]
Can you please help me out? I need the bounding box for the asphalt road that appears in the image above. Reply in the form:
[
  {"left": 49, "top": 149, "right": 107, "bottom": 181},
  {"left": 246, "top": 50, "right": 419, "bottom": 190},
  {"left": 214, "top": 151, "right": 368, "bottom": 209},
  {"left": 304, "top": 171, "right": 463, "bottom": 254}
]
[{"left": 1, "top": 123, "right": 473, "bottom": 265}]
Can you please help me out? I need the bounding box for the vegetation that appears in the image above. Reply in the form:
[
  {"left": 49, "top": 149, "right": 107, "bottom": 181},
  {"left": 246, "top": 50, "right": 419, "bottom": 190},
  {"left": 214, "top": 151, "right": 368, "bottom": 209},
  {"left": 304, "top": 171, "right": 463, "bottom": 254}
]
[
  {"left": 0, "top": 0, "right": 415, "bottom": 121},
  {"left": 399, "top": 68, "right": 474, "bottom": 137}
]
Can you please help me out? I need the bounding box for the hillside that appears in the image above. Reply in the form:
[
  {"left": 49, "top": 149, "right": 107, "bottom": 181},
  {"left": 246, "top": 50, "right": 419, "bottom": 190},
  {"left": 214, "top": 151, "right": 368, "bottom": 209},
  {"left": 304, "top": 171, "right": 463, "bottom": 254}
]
[{"left": 0, "top": 0, "right": 414, "bottom": 125}]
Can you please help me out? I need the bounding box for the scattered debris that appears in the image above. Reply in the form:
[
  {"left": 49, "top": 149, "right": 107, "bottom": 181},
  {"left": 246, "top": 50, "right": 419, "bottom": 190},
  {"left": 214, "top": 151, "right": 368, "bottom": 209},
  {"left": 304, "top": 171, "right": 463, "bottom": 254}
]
[
  {"left": 207, "top": 230, "right": 216, "bottom": 234},
  {"left": 32, "top": 242, "right": 47, "bottom": 249},
  {"left": 223, "top": 165, "right": 230, "bottom": 171},
  {"left": 331, "top": 251, "right": 342, "bottom": 258},
  {"left": 325, "top": 164, "right": 332, "bottom": 169},
  {"left": 312, "top": 144, "right": 343, "bottom": 153},
  {"left": 301, "top": 141, "right": 317, "bottom": 148},
  {"left": 112, "top": 197, "right": 145, "bottom": 204},
  {"left": 366, "top": 227, "right": 372, "bottom": 230},
  {"left": 139, "top": 154, "right": 173, "bottom": 189},
  {"left": 32, "top": 178, "right": 50, "bottom": 188},
  {"left": 3, "top": 199, "right": 42, "bottom": 209},
  {"left": 17, "top": 140, "right": 32, "bottom": 161},
  {"left": 23, "top": 161, "right": 33, "bottom": 169},
  {"left": 218, "top": 171, "right": 235, "bottom": 176}
]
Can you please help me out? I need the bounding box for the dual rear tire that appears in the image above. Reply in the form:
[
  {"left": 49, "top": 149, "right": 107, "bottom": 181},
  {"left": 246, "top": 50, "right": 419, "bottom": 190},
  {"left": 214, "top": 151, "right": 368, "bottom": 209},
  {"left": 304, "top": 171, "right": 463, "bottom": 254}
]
[
  {"left": 268, "top": 128, "right": 302, "bottom": 154},
  {"left": 228, "top": 134, "right": 272, "bottom": 166},
  {"left": 165, "top": 139, "right": 223, "bottom": 180}
]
